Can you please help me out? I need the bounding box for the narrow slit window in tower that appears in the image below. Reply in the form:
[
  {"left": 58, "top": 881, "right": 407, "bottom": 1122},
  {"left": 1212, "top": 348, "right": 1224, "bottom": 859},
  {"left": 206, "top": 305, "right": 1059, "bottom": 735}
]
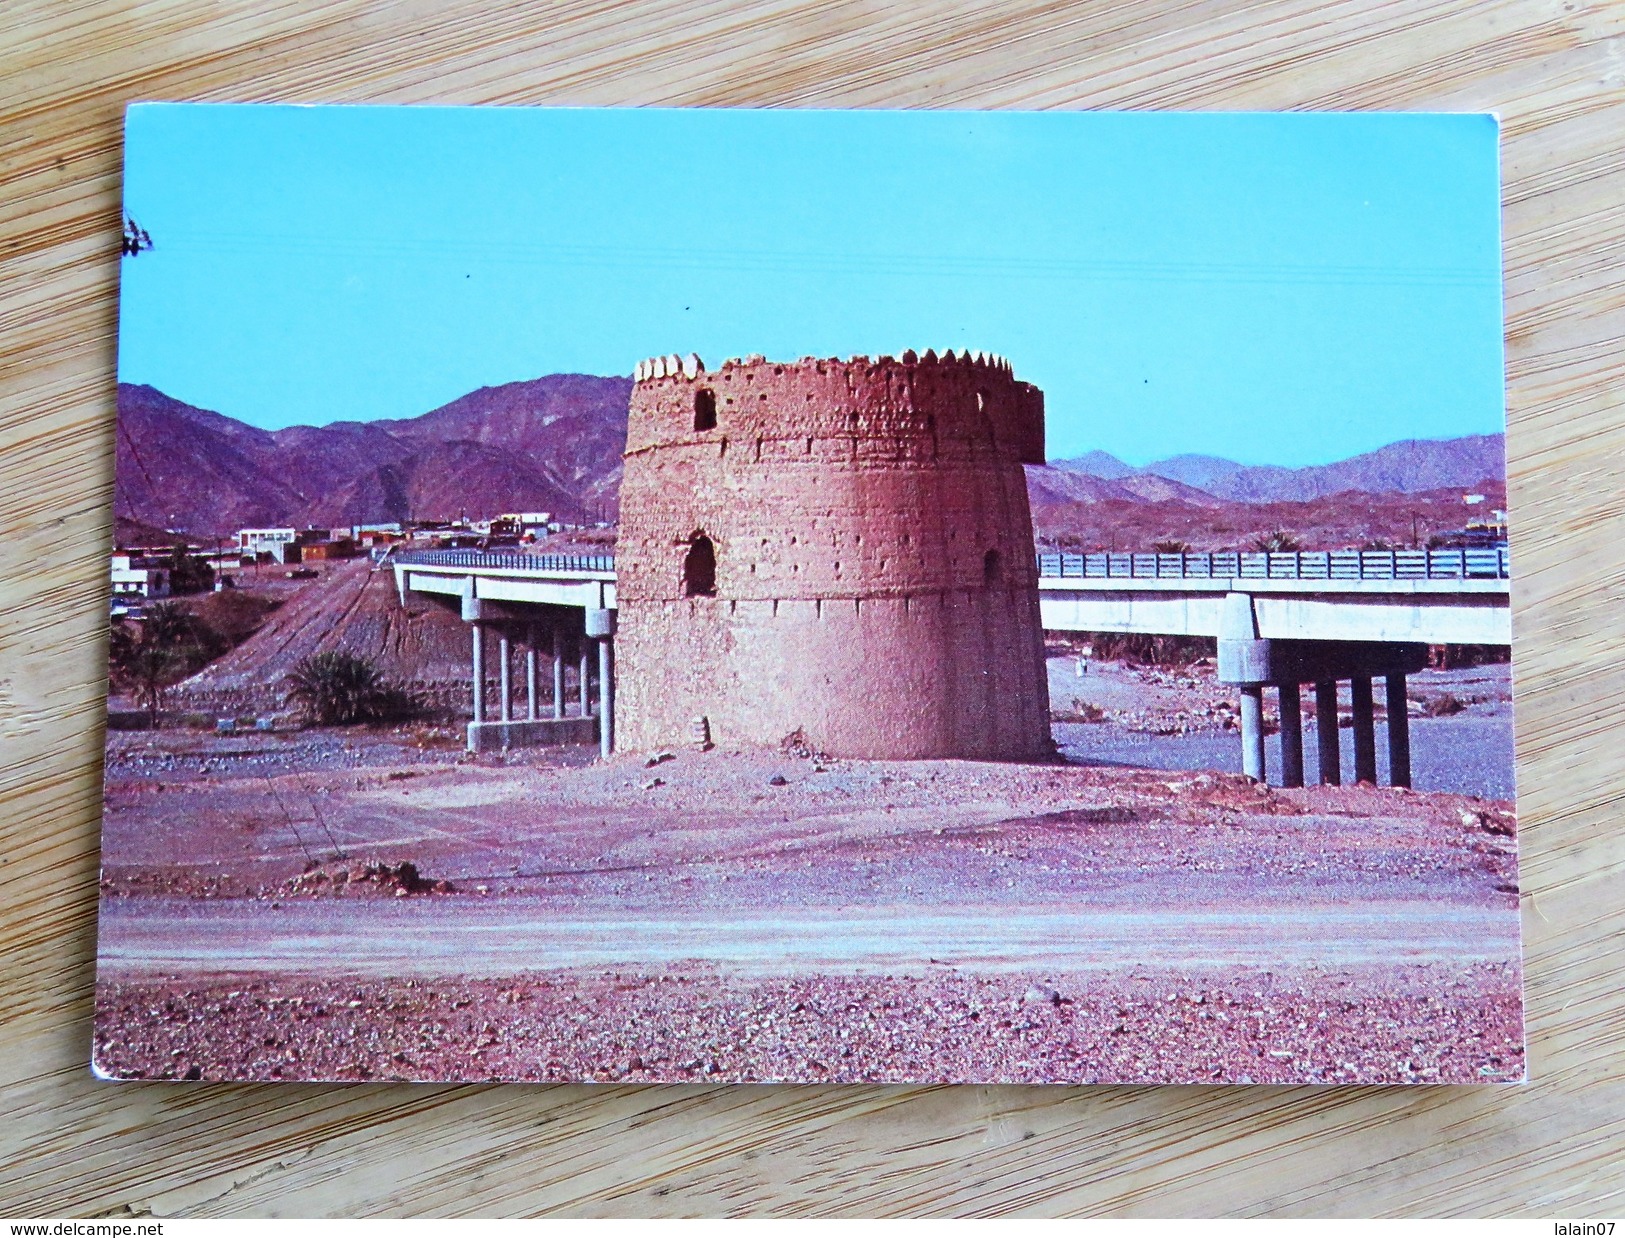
[
  {"left": 694, "top": 388, "right": 717, "bottom": 432},
  {"left": 983, "top": 548, "right": 1002, "bottom": 584},
  {"left": 684, "top": 534, "right": 717, "bottom": 597}
]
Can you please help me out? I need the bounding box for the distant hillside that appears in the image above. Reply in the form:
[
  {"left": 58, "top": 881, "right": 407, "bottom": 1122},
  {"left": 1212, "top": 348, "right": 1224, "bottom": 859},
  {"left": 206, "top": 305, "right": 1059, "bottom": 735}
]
[
  {"left": 115, "top": 376, "right": 1507, "bottom": 553},
  {"left": 1029, "top": 482, "right": 1509, "bottom": 554},
  {"left": 170, "top": 559, "right": 478, "bottom": 716},
  {"left": 1050, "top": 449, "right": 1139, "bottom": 481},
  {"left": 1024, "top": 464, "right": 1222, "bottom": 509},
  {"left": 115, "top": 385, "right": 306, "bottom": 537},
  {"left": 114, "top": 376, "right": 630, "bottom": 539},
  {"left": 1053, "top": 434, "right": 1506, "bottom": 503},
  {"left": 375, "top": 374, "right": 631, "bottom": 502}
]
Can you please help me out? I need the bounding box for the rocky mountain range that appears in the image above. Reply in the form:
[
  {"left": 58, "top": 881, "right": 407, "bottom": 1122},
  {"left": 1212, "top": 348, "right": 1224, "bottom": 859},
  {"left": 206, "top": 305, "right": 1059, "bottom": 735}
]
[
  {"left": 112, "top": 378, "right": 1506, "bottom": 545},
  {"left": 114, "top": 377, "right": 630, "bottom": 539},
  {"left": 1048, "top": 434, "right": 1507, "bottom": 503}
]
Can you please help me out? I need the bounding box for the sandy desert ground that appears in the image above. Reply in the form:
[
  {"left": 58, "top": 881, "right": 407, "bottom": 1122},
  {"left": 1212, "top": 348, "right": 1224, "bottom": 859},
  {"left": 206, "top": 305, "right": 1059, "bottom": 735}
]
[{"left": 94, "top": 727, "right": 1524, "bottom": 1086}]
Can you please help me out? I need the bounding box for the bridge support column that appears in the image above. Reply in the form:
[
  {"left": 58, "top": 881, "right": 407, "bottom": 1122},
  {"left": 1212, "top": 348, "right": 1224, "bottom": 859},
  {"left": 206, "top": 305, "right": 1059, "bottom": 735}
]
[
  {"left": 1386, "top": 673, "right": 1412, "bottom": 788},
  {"left": 1239, "top": 685, "right": 1265, "bottom": 783},
  {"left": 1351, "top": 675, "right": 1377, "bottom": 784},
  {"left": 586, "top": 608, "right": 616, "bottom": 758},
  {"left": 525, "top": 624, "right": 538, "bottom": 721},
  {"left": 469, "top": 622, "right": 485, "bottom": 745},
  {"left": 552, "top": 627, "right": 565, "bottom": 720},
  {"left": 1315, "top": 680, "right": 1340, "bottom": 785},
  {"left": 1220, "top": 592, "right": 1270, "bottom": 785},
  {"left": 498, "top": 633, "right": 513, "bottom": 725},
  {"left": 1278, "top": 681, "right": 1304, "bottom": 788},
  {"left": 598, "top": 638, "right": 614, "bottom": 757},
  {"left": 578, "top": 638, "right": 591, "bottom": 719},
  {"left": 1218, "top": 596, "right": 1431, "bottom": 790}
]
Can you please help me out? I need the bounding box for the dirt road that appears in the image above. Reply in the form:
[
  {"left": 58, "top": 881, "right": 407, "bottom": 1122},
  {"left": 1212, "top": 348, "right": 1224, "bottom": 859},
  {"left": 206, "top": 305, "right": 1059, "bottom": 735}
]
[
  {"left": 94, "top": 742, "right": 1524, "bottom": 1084},
  {"left": 98, "top": 897, "right": 1517, "bottom": 978}
]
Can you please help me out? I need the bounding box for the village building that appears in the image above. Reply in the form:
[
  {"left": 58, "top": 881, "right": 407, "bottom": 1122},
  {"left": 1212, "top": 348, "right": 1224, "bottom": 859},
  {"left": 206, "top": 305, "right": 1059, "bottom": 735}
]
[
  {"left": 109, "top": 553, "right": 171, "bottom": 601},
  {"left": 235, "top": 527, "right": 297, "bottom": 561},
  {"left": 491, "top": 512, "right": 553, "bottom": 540},
  {"left": 296, "top": 536, "right": 358, "bottom": 562}
]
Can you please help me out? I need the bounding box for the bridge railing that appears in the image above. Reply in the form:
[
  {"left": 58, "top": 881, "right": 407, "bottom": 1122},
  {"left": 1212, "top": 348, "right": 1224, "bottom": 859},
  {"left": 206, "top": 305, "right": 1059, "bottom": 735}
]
[
  {"left": 1035, "top": 546, "right": 1509, "bottom": 581},
  {"left": 391, "top": 548, "right": 616, "bottom": 573},
  {"left": 395, "top": 545, "right": 1509, "bottom": 581}
]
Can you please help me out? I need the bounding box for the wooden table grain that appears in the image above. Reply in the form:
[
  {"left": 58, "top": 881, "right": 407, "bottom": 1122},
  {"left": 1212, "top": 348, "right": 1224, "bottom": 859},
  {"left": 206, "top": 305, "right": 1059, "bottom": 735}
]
[{"left": 3, "top": 0, "right": 1623, "bottom": 1218}]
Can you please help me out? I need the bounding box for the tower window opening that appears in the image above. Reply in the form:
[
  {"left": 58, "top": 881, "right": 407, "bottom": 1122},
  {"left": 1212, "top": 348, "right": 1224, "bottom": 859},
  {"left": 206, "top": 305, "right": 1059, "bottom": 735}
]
[
  {"left": 683, "top": 534, "right": 716, "bottom": 597},
  {"left": 983, "top": 548, "right": 1002, "bottom": 584},
  {"left": 693, "top": 388, "right": 718, "bottom": 432}
]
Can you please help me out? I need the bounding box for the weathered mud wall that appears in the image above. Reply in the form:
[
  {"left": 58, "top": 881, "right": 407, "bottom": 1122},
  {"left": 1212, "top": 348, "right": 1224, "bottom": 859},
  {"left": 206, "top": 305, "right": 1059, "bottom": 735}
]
[{"left": 615, "top": 350, "right": 1052, "bottom": 760}]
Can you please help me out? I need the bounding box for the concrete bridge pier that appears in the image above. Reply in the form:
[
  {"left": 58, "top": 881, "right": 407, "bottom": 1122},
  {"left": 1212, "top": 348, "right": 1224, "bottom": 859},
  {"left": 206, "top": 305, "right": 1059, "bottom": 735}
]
[
  {"left": 587, "top": 607, "right": 616, "bottom": 758},
  {"left": 1239, "top": 686, "right": 1265, "bottom": 782},
  {"left": 525, "top": 623, "right": 539, "bottom": 721},
  {"left": 1386, "top": 674, "right": 1412, "bottom": 788},
  {"left": 470, "top": 620, "right": 486, "bottom": 726},
  {"left": 1218, "top": 591, "right": 1426, "bottom": 790},
  {"left": 1277, "top": 682, "right": 1305, "bottom": 788},
  {"left": 1351, "top": 676, "right": 1377, "bottom": 784},
  {"left": 577, "top": 638, "right": 591, "bottom": 720},
  {"left": 498, "top": 633, "right": 513, "bottom": 724},
  {"left": 1315, "top": 680, "right": 1340, "bottom": 785},
  {"left": 552, "top": 627, "right": 565, "bottom": 720},
  {"left": 457, "top": 596, "right": 601, "bottom": 754}
]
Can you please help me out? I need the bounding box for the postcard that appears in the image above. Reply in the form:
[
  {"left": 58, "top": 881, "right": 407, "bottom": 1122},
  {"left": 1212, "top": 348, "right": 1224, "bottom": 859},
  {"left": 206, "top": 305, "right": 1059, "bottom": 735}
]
[{"left": 96, "top": 105, "right": 1521, "bottom": 1084}]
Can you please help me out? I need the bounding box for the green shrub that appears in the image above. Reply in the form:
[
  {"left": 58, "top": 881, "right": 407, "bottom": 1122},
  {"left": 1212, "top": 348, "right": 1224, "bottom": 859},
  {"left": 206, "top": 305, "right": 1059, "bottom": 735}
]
[
  {"left": 286, "top": 651, "right": 419, "bottom": 726},
  {"left": 1419, "top": 693, "right": 1467, "bottom": 717}
]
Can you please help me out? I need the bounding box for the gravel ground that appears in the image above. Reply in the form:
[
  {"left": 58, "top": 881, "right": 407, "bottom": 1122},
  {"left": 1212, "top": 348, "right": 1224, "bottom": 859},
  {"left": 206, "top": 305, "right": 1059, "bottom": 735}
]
[
  {"left": 1048, "top": 657, "right": 1515, "bottom": 798},
  {"left": 1056, "top": 715, "right": 1516, "bottom": 799},
  {"left": 94, "top": 743, "right": 1522, "bottom": 1085},
  {"left": 94, "top": 961, "right": 1524, "bottom": 1086},
  {"left": 1048, "top": 657, "right": 1513, "bottom": 732},
  {"left": 97, "top": 748, "right": 1518, "bottom": 905}
]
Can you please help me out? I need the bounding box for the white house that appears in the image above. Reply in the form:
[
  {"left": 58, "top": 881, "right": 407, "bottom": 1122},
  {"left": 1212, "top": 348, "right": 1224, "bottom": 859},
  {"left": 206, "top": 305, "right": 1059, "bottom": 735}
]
[
  {"left": 110, "top": 555, "right": 170, "bottom": 600},
  {"left": 236, "top": 527, "right": 298, "bottom": 558}
]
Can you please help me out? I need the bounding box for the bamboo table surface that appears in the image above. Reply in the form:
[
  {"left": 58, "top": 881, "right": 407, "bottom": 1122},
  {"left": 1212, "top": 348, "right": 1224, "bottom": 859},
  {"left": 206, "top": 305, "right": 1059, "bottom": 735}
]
[{"left": 3, "top": 0, "right": 1623, "bottom": 1218}]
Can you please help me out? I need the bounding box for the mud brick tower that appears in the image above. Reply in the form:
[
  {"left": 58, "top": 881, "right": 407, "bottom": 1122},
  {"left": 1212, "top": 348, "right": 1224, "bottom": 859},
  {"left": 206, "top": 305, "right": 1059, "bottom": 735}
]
[{"left": 615, "top": 350, "right": 1053, "bottom": 760}]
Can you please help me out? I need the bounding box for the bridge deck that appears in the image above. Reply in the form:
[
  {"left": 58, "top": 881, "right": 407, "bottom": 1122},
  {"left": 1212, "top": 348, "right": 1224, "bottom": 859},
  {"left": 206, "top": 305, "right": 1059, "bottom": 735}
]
[
  {"left": 391, "top": 546, "right": 1511, "bottom": 644},
  {"left": 393, "top": 546, "right": 1510, "bottom": 582}
]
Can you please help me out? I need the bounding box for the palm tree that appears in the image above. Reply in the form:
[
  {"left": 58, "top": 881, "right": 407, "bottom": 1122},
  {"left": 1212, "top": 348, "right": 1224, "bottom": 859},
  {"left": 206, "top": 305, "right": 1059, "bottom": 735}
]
[
  {"left": 286, "top": 651, "right": 417, "bottom": 726},
  {"left": 141, "top": 600, "right": 200, "bottom": 648},
  {"left": 1252, "top": 529, "right": 1303, "bottom": 553},
  {"left": 108, "top": 602, "right": 208, "bottom": 726}
]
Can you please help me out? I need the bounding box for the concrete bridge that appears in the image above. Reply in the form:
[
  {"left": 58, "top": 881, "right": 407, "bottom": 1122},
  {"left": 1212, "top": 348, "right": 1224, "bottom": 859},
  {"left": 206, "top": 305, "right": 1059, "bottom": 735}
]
[
  {"left": 392, "top": 550, "right": 617, "bottom": 757},
  {"left": 1036, "top": 548, "right": 1510, "bottom": 789},
  {"left": 392, "top": 546, "right": 1511, "bottom": 786},
  {"left": 1036, "top": 549, "right": 1510, "bottom": 645}
]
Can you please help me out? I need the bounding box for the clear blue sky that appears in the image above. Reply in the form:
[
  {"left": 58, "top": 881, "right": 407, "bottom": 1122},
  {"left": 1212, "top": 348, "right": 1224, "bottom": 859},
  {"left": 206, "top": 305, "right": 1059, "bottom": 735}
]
[{"left": 118, "top": 105, "right": 1504, "bottom": 467}]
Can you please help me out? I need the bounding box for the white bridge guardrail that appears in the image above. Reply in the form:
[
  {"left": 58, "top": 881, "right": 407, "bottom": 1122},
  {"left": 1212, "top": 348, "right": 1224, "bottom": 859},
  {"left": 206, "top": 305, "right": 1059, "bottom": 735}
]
[
  {"left": 1035, "top": 546, "right": 1510, "bottom": 581},
  {"left": 393, "top": 545, "right": 1510, "bottom": 581},
  {"left": 392, "top": 549, "right": 616, "bottom": 573}
]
